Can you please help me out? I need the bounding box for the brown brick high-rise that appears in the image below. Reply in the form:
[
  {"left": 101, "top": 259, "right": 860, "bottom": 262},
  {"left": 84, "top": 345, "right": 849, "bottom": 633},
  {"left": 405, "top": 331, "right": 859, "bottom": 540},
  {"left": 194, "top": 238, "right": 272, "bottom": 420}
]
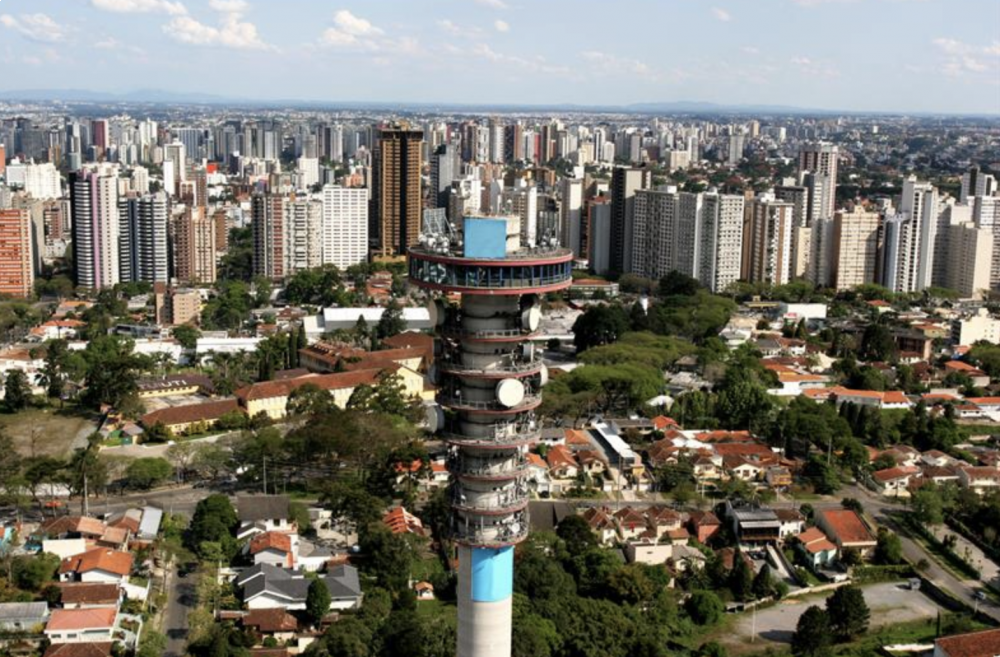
[{"left": 371, "top": 124, "right": 423, "bottom": 258}]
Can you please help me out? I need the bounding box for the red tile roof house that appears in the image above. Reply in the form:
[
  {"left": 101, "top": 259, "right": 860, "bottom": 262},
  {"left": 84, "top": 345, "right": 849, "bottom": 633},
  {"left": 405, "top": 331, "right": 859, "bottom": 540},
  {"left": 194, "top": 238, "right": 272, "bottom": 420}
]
[
  {"left": 872, "top": 465, "right": 923, "bottom": 498},
  {"left": 248, "top": 531, "right": 296, "bottom": 569},
  {"left": 958, "top": 466, "right": 1000, "bottom": 496},
  {"left": 57, "top": 583, "right": 122, "bottom": 610},
  {"left": 581, "top": 507, "right": 618, "bottom": 546},
  {"left": 687, "top": 511, "right": 722, "bottom": 544},
  {"left": 44, "top": 608, "right": 118, "bottom": 644},
  {"left": 43, "top": 644, "right": 114, "bottom": 657},
  {"left": 816, "top": 509, "right": 877, "bottom": 559},
  {"left": 58, "top": 549, "right": 133, "bottom": 585},
  {"left": 933, "top": 628, "right": 1000, "bottom": 657},
  {"left": 545, "top": 445, "right": 579, "bottom": 480},
  {"left": 614, "top": 507, "right": 648, "bottom": 542},
  {"left": 241, "top": 608, "right": 300, "bottom": 644},
  {"left": 795, "top": 526, "right": 839, "bottom": 568},
  {"left": 943, "top": 361, "right": 991, "bottom": 389}
]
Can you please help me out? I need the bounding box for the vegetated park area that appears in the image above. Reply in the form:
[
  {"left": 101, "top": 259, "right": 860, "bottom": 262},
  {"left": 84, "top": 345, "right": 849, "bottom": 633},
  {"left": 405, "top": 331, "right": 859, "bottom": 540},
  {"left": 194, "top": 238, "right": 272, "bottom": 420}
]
[{"left": 0, "top": 406, "right": 96, "bottom": 457}]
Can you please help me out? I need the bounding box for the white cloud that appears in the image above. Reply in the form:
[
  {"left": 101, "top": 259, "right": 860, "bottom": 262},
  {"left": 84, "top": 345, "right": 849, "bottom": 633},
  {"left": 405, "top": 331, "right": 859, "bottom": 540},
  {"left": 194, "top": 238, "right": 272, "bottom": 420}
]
[
  {"left": 321, "top": 10, "right": 389, "bottom": 50},
  {"left": 91, "top": 0, "right": 187, "bottom": 16},
  {"left": 471, "top": 43, "right": 570, "bottom": 75},
  {"left": 0, "top": 14, "right": 71, "bottom": 43},
  {"left": 791, "top": 0, "right": 859, "bottom": 6},
  {"left": 790, "top": 55, "right": 840, "bottom": 77},
  {"left": 742, "top": 46, "right": 760, "bottom": 55},
  {"left": 94, "top": 36, "right": 146, "bottom": 55},
  {"left": 475, "top": 0, "right": 510, "bottom": 8},
  {"left": 163, "top": 10, "right": 274, "bottom": 50},
  {"left": 208, "top": 0, "right": 248, "bottom": 12},
  {"left": 494, "top": 19, "right": 510, "bottom": 32},
  {"left": 711, "top": 7, "right": 732, "bottom": 22},
  {"left": 932, "top": 37, "right": 1000, "bottom": 78},
  {"left": 438, "top": 19, "right": 484, "bottom": 39},
  {"left": 581, "top": 50, "right": 661, "bottom": 79}
]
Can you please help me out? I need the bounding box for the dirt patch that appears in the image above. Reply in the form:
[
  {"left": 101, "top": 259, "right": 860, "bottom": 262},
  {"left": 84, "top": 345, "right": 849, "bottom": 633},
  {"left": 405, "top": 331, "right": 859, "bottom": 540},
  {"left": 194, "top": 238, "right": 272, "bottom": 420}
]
[{"left": 0, "top": 407, "right": 99, "bottom": 458}]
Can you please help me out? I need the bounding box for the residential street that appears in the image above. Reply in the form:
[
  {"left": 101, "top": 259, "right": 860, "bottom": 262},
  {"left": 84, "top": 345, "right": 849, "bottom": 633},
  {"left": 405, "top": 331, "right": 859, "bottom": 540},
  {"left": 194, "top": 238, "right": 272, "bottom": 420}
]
[{"left": 163, "top": 562, "right": 196, "bottom": 657}]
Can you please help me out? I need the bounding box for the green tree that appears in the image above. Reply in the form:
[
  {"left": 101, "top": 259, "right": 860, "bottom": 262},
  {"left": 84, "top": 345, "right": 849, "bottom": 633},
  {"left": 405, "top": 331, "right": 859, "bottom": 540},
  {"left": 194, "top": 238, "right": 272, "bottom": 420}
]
[
  {"left": 188, "top": 494, "right": 238, "bottom": 558},
  {"left": 81, "top": 336, "right": 143, "bottom": 409},
  {"left": 572, "top": 304, "right": 630, "bottom": 352},
  {"left": 859, "top": 322, "right": 897, "bottom": 363},
  {"left": 826, "top": 586, "right": 870, "bottom": 641},
  {"left": 911, "top": 486, "right": 945, "bottom": 525},
  {"left": 685, "top": 590, "right": 724, "bottom": 625},
  {"left": 126, "top": 457, "right": 173, "bottom": 489},
  {"left": 752, "top": 563, "right": 776, "bottom": 600},
  {"left": 172, "top": 325, "right": 201, "bottom": 350},
  {"left": 4, "top": 370, "right": 30, "bottom": 412},
  {"left": 874, "top": 527, "right": 904, "bottom": 565},
  {"left": 12, "top": 552, "right": 60, "bottom": 591},
  {"left": 792, "top": 605, "right": 832, "bottom": 657},
  {"left": 39, "top": 338, "right": 70, "bottom": 402},
  {"left": 728, "top": 549, "right": 754, "bottom": 602},
  {"left": 556, "top": 515, "right": 599, "bottom": 556},
  {"left": 306, "top": 578, "right": 332, "bottom": 626},
  {"left": 376, "top": 299, "right": 406, "bottom": 341}
]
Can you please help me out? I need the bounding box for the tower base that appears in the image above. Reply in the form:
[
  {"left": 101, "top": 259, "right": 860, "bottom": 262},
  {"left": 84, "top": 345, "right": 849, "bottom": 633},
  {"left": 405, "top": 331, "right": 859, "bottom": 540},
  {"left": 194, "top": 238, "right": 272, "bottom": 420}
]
[{"left": 457, "top": 545, "right": 514, "bottom": 657}]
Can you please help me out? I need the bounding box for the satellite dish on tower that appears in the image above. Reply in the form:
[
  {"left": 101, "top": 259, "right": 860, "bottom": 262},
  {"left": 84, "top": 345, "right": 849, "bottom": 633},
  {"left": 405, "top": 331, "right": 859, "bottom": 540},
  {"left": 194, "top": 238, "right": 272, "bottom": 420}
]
[
  {"left": 425, "top": 403, "right": 445, "bottom": 433},
  {"left": 496, "top": 379, "right": 526, "bottom": 408},
  {"left": 522, "top": 306, "right": 541, "bottom": 332}
]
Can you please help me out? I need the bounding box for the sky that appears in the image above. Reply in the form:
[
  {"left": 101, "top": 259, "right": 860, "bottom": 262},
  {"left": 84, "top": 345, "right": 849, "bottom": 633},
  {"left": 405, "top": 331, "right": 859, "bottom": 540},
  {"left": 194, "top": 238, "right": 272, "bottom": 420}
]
[{"left": 0, "top": 0, "right": 998, "bottom": 114}]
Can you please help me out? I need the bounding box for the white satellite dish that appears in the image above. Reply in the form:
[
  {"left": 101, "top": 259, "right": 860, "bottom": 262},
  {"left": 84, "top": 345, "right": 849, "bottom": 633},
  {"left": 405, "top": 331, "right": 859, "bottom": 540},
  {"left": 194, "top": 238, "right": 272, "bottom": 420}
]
[
  {"left": 496, "top": 378, "right": 526, "bottom": 408},
  {"left": 427, "top": 298, "right": 446, "bottom": 327},
  {"left": 522, "top": 306, "right": 542, "bottom": 332},
  {"left": 539, "top": 363, "right": 549, "bottom": 387},
  {"left": 425, "top": 403, "right": 445, "bottom": 433}
]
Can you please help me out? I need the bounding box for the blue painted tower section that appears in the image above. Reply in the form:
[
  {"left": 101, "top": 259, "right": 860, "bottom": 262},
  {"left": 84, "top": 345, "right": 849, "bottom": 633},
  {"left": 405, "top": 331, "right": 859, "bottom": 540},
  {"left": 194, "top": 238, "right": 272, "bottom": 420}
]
[{"left": 471, "top": 547, "right": 514, "bottom": 602}]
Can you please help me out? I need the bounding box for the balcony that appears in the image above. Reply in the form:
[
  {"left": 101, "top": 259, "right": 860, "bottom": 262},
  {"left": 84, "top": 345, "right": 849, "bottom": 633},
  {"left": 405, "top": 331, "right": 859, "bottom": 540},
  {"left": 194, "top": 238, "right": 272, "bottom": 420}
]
[
  {"left": 451, "top": 510, "right": 529, "bottom": 547},
  {"left": 438, "top": 392, "right": 541, "bottom": 413}
]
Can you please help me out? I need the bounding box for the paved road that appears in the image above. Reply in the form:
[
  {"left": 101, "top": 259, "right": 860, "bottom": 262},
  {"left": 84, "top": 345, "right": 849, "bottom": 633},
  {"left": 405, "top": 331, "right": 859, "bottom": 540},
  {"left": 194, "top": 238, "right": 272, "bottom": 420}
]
[
  {"left": 163, "top": 562, "right": 196, "bottom": 657},
  {"left": 845, "top": 485, "right": 1000, "bottom": 623}
]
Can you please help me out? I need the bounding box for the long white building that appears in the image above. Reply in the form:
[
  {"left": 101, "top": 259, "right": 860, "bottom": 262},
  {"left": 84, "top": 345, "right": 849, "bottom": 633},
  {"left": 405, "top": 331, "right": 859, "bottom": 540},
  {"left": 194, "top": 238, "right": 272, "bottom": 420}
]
[{"left": 6, "top": 161, "right": 62, "bottom": 200}]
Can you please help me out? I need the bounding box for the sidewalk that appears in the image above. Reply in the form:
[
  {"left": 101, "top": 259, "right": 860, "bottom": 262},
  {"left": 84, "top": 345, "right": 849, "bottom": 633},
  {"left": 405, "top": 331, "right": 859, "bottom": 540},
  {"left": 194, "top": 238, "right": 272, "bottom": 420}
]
[{"left": 930, "top": 524, "right": 1000, "bottom": 588}]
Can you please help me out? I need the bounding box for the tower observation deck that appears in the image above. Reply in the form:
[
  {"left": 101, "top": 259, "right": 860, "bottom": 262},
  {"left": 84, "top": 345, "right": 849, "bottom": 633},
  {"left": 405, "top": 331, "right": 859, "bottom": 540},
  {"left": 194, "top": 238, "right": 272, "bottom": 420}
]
[{"left": 409, "top": 215, "right": 573, "bottom": 657}]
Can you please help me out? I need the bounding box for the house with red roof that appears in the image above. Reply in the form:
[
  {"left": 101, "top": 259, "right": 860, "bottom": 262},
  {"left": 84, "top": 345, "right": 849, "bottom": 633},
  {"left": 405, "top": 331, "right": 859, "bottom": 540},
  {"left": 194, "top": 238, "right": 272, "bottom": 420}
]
[
  {"left": 58, "top": 549, "right": 133, "bottom": 586},
  {"left": 872, "top": 465, "right": 923, "bottom": 498},
  {"left": 383, "top": 507, "right": 424, "bottom": 536},
  {"left": 933, "top": 628, "right": 1000, "bottom": 657},
  {"left": 795, "top": 526, "right": 838, "bottom": 567},
  {"left": 44, "top": 608, "right": 118, "bottom": 644},
  {"left": 545, "top": 445, "right": 579, "bottom": 480},
  {"left": 958, "top": 466, "right": 1000, "bottom": 496},
  {"left": 816, "top": 509, "right": 877, "bottom": 558}
]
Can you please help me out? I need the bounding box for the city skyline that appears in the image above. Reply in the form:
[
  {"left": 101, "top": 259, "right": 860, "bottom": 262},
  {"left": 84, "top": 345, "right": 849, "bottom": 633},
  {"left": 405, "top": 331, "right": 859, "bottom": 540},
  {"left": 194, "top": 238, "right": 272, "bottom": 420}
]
[{"left": 0, "top": 0, "right": 997, "bottom": 115}]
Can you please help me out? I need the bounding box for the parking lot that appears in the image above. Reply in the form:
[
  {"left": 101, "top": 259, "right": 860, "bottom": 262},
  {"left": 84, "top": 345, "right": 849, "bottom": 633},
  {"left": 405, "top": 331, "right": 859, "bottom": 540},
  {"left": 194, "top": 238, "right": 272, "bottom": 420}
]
[{"left": 722, "top": 582, "right": 948, "bottom": 650}]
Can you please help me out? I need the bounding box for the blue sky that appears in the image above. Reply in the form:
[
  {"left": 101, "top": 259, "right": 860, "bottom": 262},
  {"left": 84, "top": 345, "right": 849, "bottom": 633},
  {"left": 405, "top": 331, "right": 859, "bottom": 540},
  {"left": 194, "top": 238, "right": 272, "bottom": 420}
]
[{"left": 0, "top": 0, "right": 998, "bottom": 114}]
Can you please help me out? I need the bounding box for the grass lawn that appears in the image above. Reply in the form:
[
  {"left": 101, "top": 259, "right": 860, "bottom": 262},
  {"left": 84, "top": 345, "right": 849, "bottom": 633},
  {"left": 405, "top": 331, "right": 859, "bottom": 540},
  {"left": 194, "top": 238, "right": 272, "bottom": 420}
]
[
  {"left": 414, "top": 598, "right": 456, "bottom": 622},
  {"left": 0, "top": 406, "right": 97, "bottom": 458}
]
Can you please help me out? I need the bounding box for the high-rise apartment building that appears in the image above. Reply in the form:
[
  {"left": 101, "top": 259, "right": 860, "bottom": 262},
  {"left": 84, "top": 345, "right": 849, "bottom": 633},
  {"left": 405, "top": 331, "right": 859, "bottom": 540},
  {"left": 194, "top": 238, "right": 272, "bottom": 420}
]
[
  {"left": 829, "top": 209, "right": 880, "bottom": 290},
  {"left": 609, "top": 167, "right": 651, "bottom": 275},
  {"left": 698, "top": 192, "right": 745, "bottom": 292},
  {"left": 4, "top": 161, "right": 61, "bottom": 200},
  {"left": 798, "top": 143, "right": 839, "bottom": 220},
  {"left": 973, "top": 196, "right": 1000, "bottom": 291},
  {"left": 371, "top": 124, "right": 422, "bottom": 258},
  {"left": 322, "top": 186, "right": 368, "bottom": 271},
  {"left": 0, "top": 209, "right": 34, "bottom": 298},
  {"left": 174, "top": 206, "right": 217, "bottom": 285},
  {"left": 881, "top": 176, "right": 938, "bottom": 293},
  {"left": 961, "top": 165, "right": 997, "bottom": 204},
  {"left": 589, "top": 197, "right": 612, "bottom": 276},
  {"left": 742, "top": 197, "right": 795, "bottom": 285},
  {"left": 286, "top": 198, "right": 323, "bottom": 275},
  {"left": 252, "top": 194, "right": 287, "bottom": 280},
  {"left": 430, "top": 143, "right": 460, "bottom": 211},
  {"left": 947, "top": 223, "right": 994, "bottom": 299},
  {"left": 70, "top": 170, "right": 120, "bottom": 290},
  {"left": 631, "top": 187, "right": 698, "bottom": 281},
  {"left": 118, "top": 192, "right": 169, "bottom": 284},
  {"left": 559, "top": 177, "right": 584, "bottom": 258}
]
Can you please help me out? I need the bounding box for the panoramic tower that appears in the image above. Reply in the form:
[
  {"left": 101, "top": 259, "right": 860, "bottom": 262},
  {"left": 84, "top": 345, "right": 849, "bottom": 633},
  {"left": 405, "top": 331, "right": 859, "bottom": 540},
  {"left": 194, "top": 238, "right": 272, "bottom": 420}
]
[{"left": 409, "top": 215, "right": 573, "bottom": 657}]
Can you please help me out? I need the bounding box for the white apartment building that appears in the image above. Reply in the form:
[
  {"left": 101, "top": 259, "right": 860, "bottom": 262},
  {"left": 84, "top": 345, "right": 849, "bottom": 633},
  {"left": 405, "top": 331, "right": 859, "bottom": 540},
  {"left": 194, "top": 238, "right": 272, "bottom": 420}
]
[{"left": 321, "top": 186, "right": 368, "bottom": 270}]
